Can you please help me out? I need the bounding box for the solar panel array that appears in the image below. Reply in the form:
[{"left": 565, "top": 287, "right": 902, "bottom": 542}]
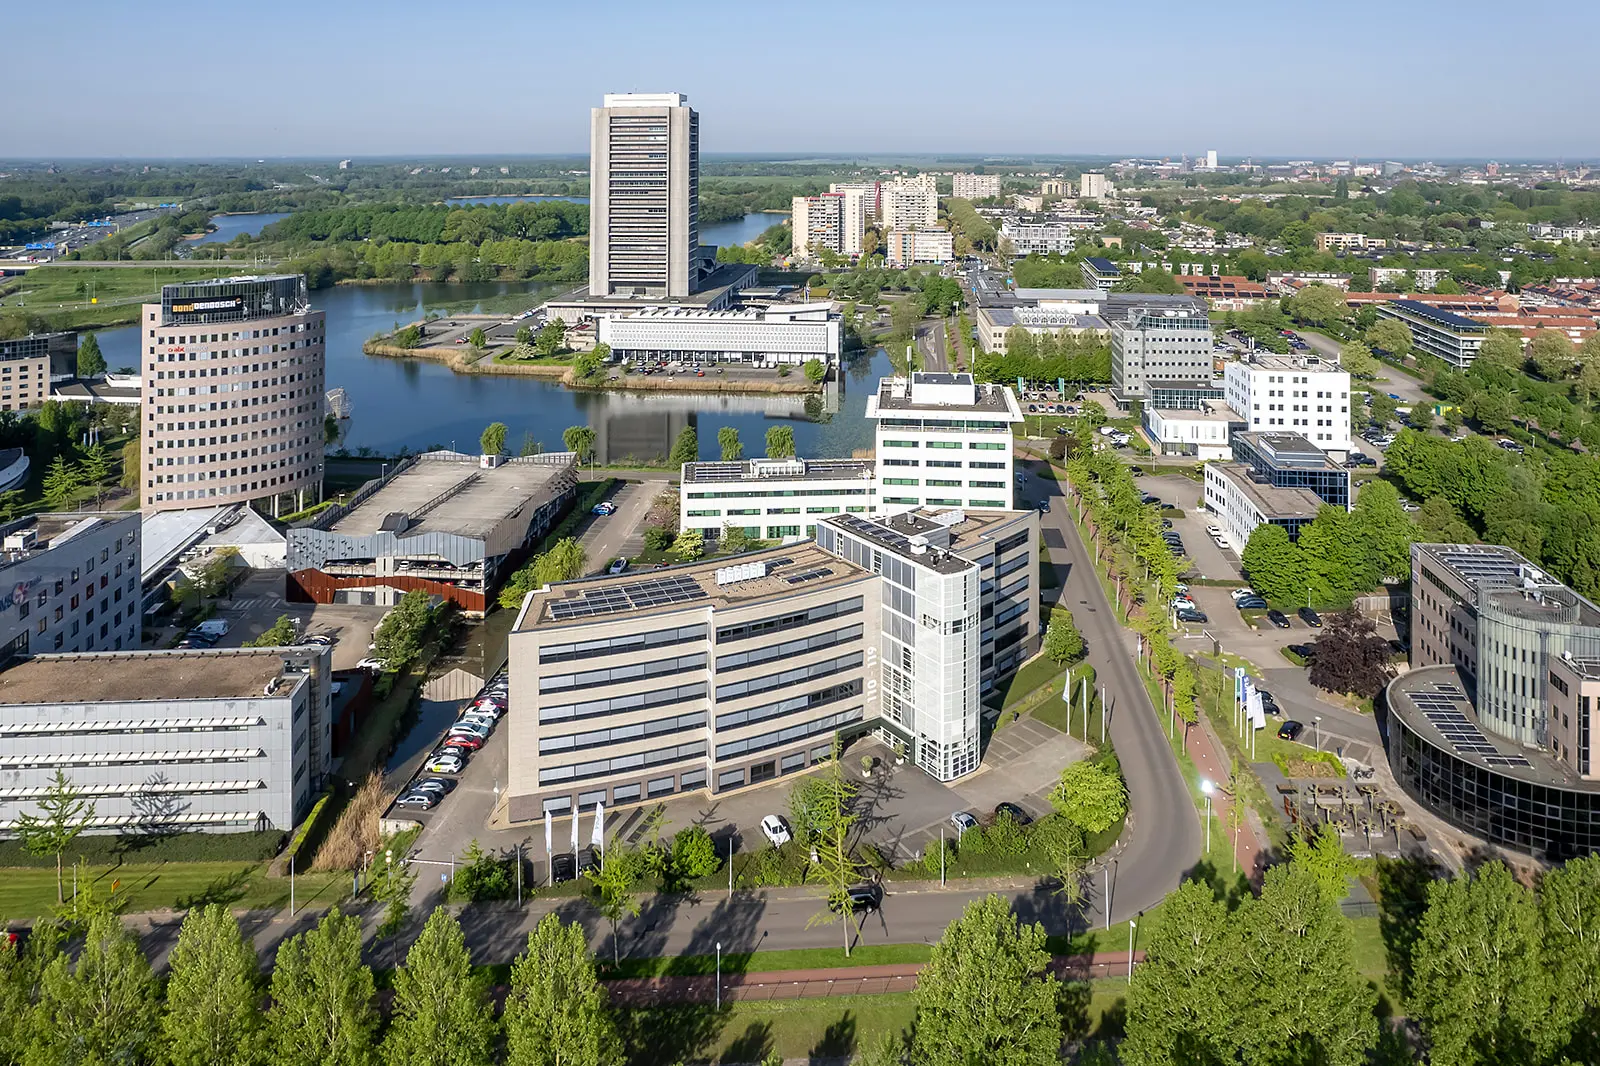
[
  {"left": 1413, "top": 683, "right": 1533, "bottom": 769},
  {"left": 784, "top": 567, "right": 832, "bottom": 585},
  {"left": 548, "top": 574, "right": 708, "bottom": 621},
  {"left": 837, "top": 514, "right": 914, "bottom": 554},
  {"left": 1432, "top": 548, "right": 1523, "bottom": 585}
]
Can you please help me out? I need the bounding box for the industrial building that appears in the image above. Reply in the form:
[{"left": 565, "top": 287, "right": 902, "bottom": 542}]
[
  {"left": 504, "top": 507, "right": 1039, "bottom": 820},
  {"left": 0, "top": 646, "right": 333, "bottom": 834},
  {"left": 139, "top": 274, "right": 326, "bottom": 516},
  {"left": 286, "top": 451, "right": 578, "bottom": 615},
  {"left": 596, "top": 304, "right": 841, "bottom": 366}
]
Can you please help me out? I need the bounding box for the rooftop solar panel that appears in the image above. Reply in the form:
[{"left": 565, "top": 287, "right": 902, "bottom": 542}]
[{"left": 548, "top": 574, "right": 709, "bottom": 621}]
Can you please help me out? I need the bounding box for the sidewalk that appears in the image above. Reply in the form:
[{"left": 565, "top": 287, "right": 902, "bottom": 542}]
[{"left": 605, "top": 952, "right": 1147, "bottom": 1004}]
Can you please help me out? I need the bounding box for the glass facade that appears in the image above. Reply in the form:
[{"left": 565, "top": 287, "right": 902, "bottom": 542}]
[{"left": 1389, "top": 711, "right": 1600, "bottom": 861}]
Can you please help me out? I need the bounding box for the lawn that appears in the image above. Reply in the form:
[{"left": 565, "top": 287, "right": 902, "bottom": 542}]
[
  {"left": 0, "top": 860, "right": 347, "bottom": 921},
  {"left": 0, "top": 265, "right": 226, "bottom": 328},
  {"left": 599, "top": 942, "right": 933, "bottom": 980}
]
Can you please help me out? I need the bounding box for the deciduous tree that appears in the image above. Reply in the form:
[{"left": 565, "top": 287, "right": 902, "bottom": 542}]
[
  {"left": 668, "top": 426, "right": 699, "bottom": 467},
  {"left": 717, "top": 426, "right": 743, "bottom": 461},
  {"left": 33, "top": 913, "right": 158, "bottom": 1066},
  {"left": 765, "top": 424, "right": 796, "bottom": 458},
  {"left": 911, "top": 896, "right": 1060, "bottom": 1066},
  {"left": 1541, "top": 855, "right": 1600, "bottom": 1064},
  {"left": 585, "top": 843, "right": 648, "bottom": 965},
  {"left": 1308, "top": 609, "right": 1394, "bottom": 698},
  {"left": 383, "top": 908, "right": 495, "bottom": 1066},
  {"left": 479, "top": 421, "right": 508, "bottom": 456},
  {"left": 1530, "top": 329, "right": 1577, "bottom": 380},
  {"left": 268, "top": 911, "right": 378, "bottom": 1066},
  {"left": 1339, "top": 340, "right": 1379, "bottom": 379},
  {"left": 14, "top": 769, "right": 95, "bottom": 904},
  {"left": 562, "top": 424, "right": 596, "bottom": 463},
  {"left": 1048, "top": 759, "right": 1126, "bottom": 835},
  {"left": 1042, "top": 607, "right": 1085, "bottom": 664},
  {"left": 1240, "top": 523, "right": 1303, "bottom": 605},
  {"left": 504, "top": 914, "right": 621, "bottom": 1066},
  {"left": 162, "top": 904, "right": 263, "bottom": 1066},
  {"left": 1367, "top": 318, "right": 1413, "bottom": 360},
  {"left": 1288, "top": 284, "right": 1350, "bottom": 326}
]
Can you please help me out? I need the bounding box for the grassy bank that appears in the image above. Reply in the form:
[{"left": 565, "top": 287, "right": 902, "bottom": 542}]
[
  {"left": 0, "top": 860, "right": 348, "bottom": 920},
  {"left": 0, "top": 264, "right": 229, "bottom": 330}
]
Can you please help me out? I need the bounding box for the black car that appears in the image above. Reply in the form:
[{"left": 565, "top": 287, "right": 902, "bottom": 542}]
[
  {"left": 830, "top": 883, "right": 883, "bottom": 914},
  {"left": 1298, "top": 607, "right": 1323, "bottom": 628},
  {"left": 1343, "top": 453, "right": 1377, "bottom": 468},
  {"left": 1287, "top": 643, "right": 1318, "bottom": 660},
  {"left": 1259, "top": 691, "right": 1280, "bottom": 716},
  {"left": 1176, "top": 607, "right": 1208, "bottom": 623},
  {"left": 550, "top": 854, "right": 576, "bottom": 884},
  {"left": 1236, "top": 596, "right": 1268, "bottom": 610},
  {"left": 994, "top": 802, "right": 1033, "bottom": 826},
  {"left": 1266, "top": 609, "right": 1291, "bottom": 629},
  {"left": 1141, "top": 494, "right": 1161, "bottom": 505},
  {"left": 1278, "top": 720, "right": 1305, "bottom": 742}
]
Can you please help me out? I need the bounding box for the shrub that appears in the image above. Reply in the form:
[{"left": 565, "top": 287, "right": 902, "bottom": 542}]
[
  {"left": 446, "top": 839, "right": 514, "bottom": 902},
  {"left": 986, "top": 813, "right": 1029, "bottom": 857},
  {"left": 668, "top": 826, "right": 720, "bottom": 882},
  {"left": 642, "top": 526, "right": 676, "bottom": 552}
]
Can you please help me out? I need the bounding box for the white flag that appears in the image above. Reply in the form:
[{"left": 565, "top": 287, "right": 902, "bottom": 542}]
[
  {"left": 1248, "top": 691, "right": 1267, "bottom": 730},
  {"left": 591, "top": 802, "right": 606, "bottom": 851},
  {"left": 544, "top": 811, "right": 553, "bottom": 858},
  {"left": 570, "top": 807, "right": 579, "bottom": 854}
]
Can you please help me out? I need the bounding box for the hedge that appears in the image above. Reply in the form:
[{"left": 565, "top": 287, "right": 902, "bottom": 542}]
[
  {"left": 284, "top": 790, "right": 338, "bottom": 866},
  {"left": 0, "top": 830, "right": 286, "bottom": 868}
]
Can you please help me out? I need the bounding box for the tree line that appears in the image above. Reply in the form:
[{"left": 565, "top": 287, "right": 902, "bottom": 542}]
[
  {"left": 258, "top": 201, "right": 587, "bottom": 245},
  {"left": 1240, "top": 480, "right": 1419, "bottom": 609},
  {"left": 976, "top": 328, "right": 1113, "bottom": 387}
]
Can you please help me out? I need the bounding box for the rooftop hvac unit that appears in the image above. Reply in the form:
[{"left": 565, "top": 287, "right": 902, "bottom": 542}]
[
  {"left": 909, "top": 536, "right": 929, "bottom": 555},
  {"left": 714, "top": 561, "right": 769, "bottom": 585},
  {"left": 931, "top": 509, "right": 966, "bottom": 527},
  {"left": 3, "top": 529, "right": 37, "bottom": 552}
]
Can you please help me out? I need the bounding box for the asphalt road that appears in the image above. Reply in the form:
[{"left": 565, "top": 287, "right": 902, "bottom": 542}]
[
  {"left": 579, "top": 479, "right": 665, "bottom": 575},
  {"left": 1293, "top": 330, "right": 1431, "bottom": 406},
  {"left": 914, "top": 318, "right": 948, "bottom": 373}
]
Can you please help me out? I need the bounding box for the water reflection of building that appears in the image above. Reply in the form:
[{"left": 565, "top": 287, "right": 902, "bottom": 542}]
[{"left": 584, "top": 391, "right": 825, "bottom": 465}]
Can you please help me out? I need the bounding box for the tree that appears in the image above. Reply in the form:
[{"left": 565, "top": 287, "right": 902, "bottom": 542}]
[
  {"left": 642, "top": 526, "right": 675, "bottom": 552},
  {"left": 571, "top": 349, "right": 603, "bottom": 380},
  {"left": 0, "top": 921, "right": 60, "bottom": 1066},
  {"left": 1309, "top": 608, "right": 1395, "bottom": 698},
  {"left": 1287, "top": 824, "right": 1360, "bottom": 903},
  {"left": 1367, "top": 318, "right": 1413, "bottom": 360},
  {"left": 802, "top": 358, "right": 827, "bottom": 384},
  {"left": 1288, "top": 284, "right": 1350, "bottom": 327},
  {"left": 1080, "top": 400, "right": 1107, "bottom": 429},
  {"left": 1475, "top": 327, "right": 1525, "bottom": 374},
  {"left": 79, "top": 439, "right": 110, "bottom": 484},
  {"left": 268, "top": 912, "right": 378, "bottom": 1066},
  {"left": 911, "top": 896, "right": 1060, "bottom": 1066},
  {"left": 586, "top": 843, "right": 648, "bottom": 965},
  {"left": 1042, "top": 607, "right": 1084, "bottom": 664},
  {"left": 162, "top": 904, "right": 263, "bottom": 1066},
  {"left": 1122, "top": 880, "right": 1236, "bottom": 1066},
  {"left": 77, "top": 333, "right": 107, "bottom": 378},
  {"left": 41, "top": 454, "right": 81, "bottom": 509},
  {"left": 562, "top": 424, "right": 596, "bottom": 463},
  {"left": 717, "top": 426, "right": 743, "bottom": 461},
  {"left": 32, "top": 913, "right": 159, "bottom": 1066},
  {"left": 1350, "top": 479, "right": 1417, "bottom": 581},
  {"left": 1575, "top": 358, "right": 1600, "bottom": 406},
  {"left": 533, "top": 538, "right": 587, "bottom": 583},
  {"left": 666, "top": 825, "right": 721, "bottom": 885},
  {"left": 1530, "top": 329, "right": 1578, "bottom": 380},
  {"left": 504, "top": 914, "right": 621, "bottom": 1066},
  {"left": 765, "top": 424, "right": 796, "bottom": 458},
  {"left": 383, "top": 908, "right": 495, "bottom": 1066},
  {"left": 803, "top": 738, "right": 865, "bottom": 956},
  {"left": 668, "top": 426, "right": 699, "bottom": 467},
  {"left": 14, "top": 769, "right": 96, "bottom": 904},
  {"left": 447, "top": 839, "right": 514, "bottom": 902},
  {"left": 467, "top": 326, "right": 487, "bottom": 349},
  {"left": 246, "top": 613, "right": 299, "bottom": 647},
  {"left": 1339, "top": 340, "right": 1379, "bottom": 380},
  {"left": 373, "top": 588, "right": 433, "bottom": 668},
  {"left": 1541, "top": 855, "right": 1600, "bottom": 1063},
  {"left": 121, "top": 439, "right": 141, "bottom": 489},
  {"left": 1411, "top": 861, "right": 1550, "bottom": 1066},
  {"left": 535, "top": 319, "right": 568, "bottom": 356},
  {"left": 479, "top": 421, "right": 508, "bottom": 456},
  {"left": 671, "top": 528, "right": 704, "bottom": 561},
  {"left": 1048, "top": 759, "right": 1126, "bottom": 835},
  {"left": 1240, "top": 523, "right": 1303, "bottom": 605},
  {"left": 515, "top": 325, "right": 533, "bottom": 345}
]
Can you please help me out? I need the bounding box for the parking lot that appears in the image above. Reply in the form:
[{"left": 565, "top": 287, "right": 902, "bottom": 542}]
[
  {"left": 173, "top": 569, "right": 386, "bottom": 671},
  {"left": 1136, "top": 474, "right": 1242, "bottom": 583}
]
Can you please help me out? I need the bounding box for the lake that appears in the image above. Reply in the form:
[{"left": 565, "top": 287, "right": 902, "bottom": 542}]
[
  {"left": 89, "top": 276, "right": 884, "bottom": 464},
  {"left": 183, "top": 213, "right": 290, "bottom": 245}
]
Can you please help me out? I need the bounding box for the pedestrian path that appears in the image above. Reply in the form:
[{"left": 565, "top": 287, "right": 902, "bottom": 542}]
[{"left": 604, "top": 952, "right": 1145, "bottom": 1004}]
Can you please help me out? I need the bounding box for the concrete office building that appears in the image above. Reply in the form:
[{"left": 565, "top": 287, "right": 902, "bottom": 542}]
[
  {"left": 975, "top": 305, "right": 1108, "bottom": 353},
  {"left": 140, "top": 274, "right": 326, "bottom": 516},
  {"left": 884, "top": 228, "right": 955, "bottom": 267},
  {"left": 1204, "top": 431, "right": 1350, "bottom": 551},
  {"left": 0, "top": 512, "right": 141, "bottom": 665},
  {"left": 999, "top": 218, "right": 1077, "bottom": 256},
  {"left": 1079, "top": 172, "right": 1109, "bottom": 199},
  {"left": 1142, "top": 401, "right": 1243, "bottom": 460},
  {"left": 791, "top": 192, "right": 865, "bottom": 259},
  {"left": 589, "top": 93, "right": 701, "bottom": 299},
  {"left": 868, "top": 373, "right": 1023, "bottom": 512},
  {"left": 0, "top": 332, "right": 72, "bottom": 410},
  {"left": 597, "top": 304, "right": 841, "bottom": 366},
  {"left": 1108, "top": 296, "right": 1213, "bottom": 405},
  {"left": 0, "top": 647, "right": 332, "bottom": 834},
  {"left": 1205, "top": 150, "right": 1219, "bottom": 170},
  {"left": 1223, "top": 353, "right": 1352, "bottom": 452},
  {"left": 287, "top": 451, "right": 578, "bottom": 615},
  {"left": 1230, "top": 431, "right": 1350, "bottom": 509},
  {"left": 504, "top": 507, "right": 1038, "bottom": 819},
  {"left": 680, "top": 458, "right": 877, "bottom": 541},
  {"left": 881, "top": 177, "right": 938, "bottom": 230},
  {"left": 1378, "top": 300, "right": 1488, "bottom": 368},
  {"left": 952, "top": 173, "right": 1002, "bottom": 200}
]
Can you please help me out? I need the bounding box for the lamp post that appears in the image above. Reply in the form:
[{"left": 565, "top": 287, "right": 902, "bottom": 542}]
[
  {"left": 1127, "top": 919, "right": 1138, "bottom": 982},
  {"left": 1314, "top": 715, "right": 1323, "bottom": 752},
  {"left": 715, "top": 942, "right": 722, "bottom": 1010},
  {"left": 1200, "top": 779, "right": 1214, "bottom": 855}
]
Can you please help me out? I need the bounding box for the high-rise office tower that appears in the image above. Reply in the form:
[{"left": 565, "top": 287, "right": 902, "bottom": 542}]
[
  {"left": 140, "top": 274, "right": 326, "bottom": 515},
  {"left": 589, "top": 92, "right": 700, "bottom": 298}
]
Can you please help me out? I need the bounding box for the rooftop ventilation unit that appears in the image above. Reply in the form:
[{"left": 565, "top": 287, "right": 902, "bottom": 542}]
[
  {"left": 909, "top": 536, "right": 929, "bottom": 556},
  {"left": 714, "top": 561, "right": 768, "bottom": 585},
  {"left": 931, "top": 509, "right": 966, "bottom": 527}
]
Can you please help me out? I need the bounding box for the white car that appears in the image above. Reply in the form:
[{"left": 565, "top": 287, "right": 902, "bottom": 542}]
[
  {"left": 759, "top": 814, "right": 792, "bottom": 847},
  {"left": 1230, "top": 587, "right": 1256, "bottom": 602},
  {"left": 448, "top": 721, "right": 491, "bottom": 741},
  {"left": 1098, "top": 426, "right": 1116, "bottom": 437},
  {"left": 426, "top": 753, "right": 464, "bottom": 774},
  {"left": 459, "top": 711, "right": 498, "bottom": 730},
  {"left": 608, "top": 557, "right": 629, "bottom": 575},
  {"left": 355, "top": 657, "right": 388, "bottom": 673},
  {"left": 1206, "top": 525, "right": 1225, "bottom": 538}
]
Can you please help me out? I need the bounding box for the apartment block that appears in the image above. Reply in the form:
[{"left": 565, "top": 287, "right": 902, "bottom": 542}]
[
  {"left": 881, "top": 177, "right": 938, "bottom": 230},
  {"left": 140, "top": 274, "right": 326, "bottom": 516},
  {"left": 828, "top": 182, "right": 882, "bottom": 222},
  {"left": 504, "top": 508, "right": 1040, "bottom": 819},
  {"left": 589, "top": 93, "right": 699, "bottom": 298},
  {"left": 791, "top": 191, "right": 865, "bottom": 258},
  {"left": 0, "top": 647, "right": 332, "bottom": 834},
  {"left": 1081, "top": 256, "right": 1122, "bottom": 294},
  {"left": 884, "top": 228, "right": 954, "bottom": 267},
  {"left": 1377, "top": 300, "right": 1487, "bottom": 368},
  {"left": 0, "top": 332, "right": 71, "bottom": 411},
  {"left": 999, "top": 218, "right": 1077, "bottom": 256},
  {"left": 0, "top": 512, "right": 141, "bottom": 664},
  {"left": 1223, "top": 353, "right": 1351, "bottom": 452},
  {"left": 1079, "top": 172, "right": 1109, "bottom": 199},
  {"left": 867, "top": 373, "right": 1023, "bottom": 512},
  {"left": 1314, "top": 232, "right": 1386, "bottom": 252},
  {"left": 951, "top": 173, "right": 1002, "bottom": 200}
]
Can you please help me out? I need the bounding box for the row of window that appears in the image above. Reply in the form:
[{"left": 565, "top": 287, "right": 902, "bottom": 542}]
[
  {"left": 715, "top": 652, "right": 862, "bottom": 702},
  {"left": 714, "top": 679, "right": 862, "bottom": 732},
  {"left": 715, "top": 596, "right": 863, "bottom": 644},
  {"left": 880, "top": 440, "right": 1008, "bottom": 450},
  {"left": 715, "top": 706, "right": 864, "bottom": 763},
  {"left": 539, "top": 652, "right": 706, "bottom": 694},
  {"left": 539, "top": 624, "right": 707, "bottom": 665},
  {"left": 538, "top": 682, "right": 706, "bottom": 725},
  {"left": 538, "top": 711, "right": 707, "bottom": 756},
  {"left": 716, "top": 623, "right": 862, "bottom": 672},
  {"left": 538, "top": 740, "right": 706, "bottom": 787}
]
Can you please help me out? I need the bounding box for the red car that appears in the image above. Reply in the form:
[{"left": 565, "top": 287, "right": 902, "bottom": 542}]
[{"left": 444, "top": 732, "right": 485, "bottom": 751}]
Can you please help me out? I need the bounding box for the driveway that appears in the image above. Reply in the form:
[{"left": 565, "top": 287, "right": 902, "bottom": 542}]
[{"left": 578, "top": 479, "right": 666, "bottom": 575}]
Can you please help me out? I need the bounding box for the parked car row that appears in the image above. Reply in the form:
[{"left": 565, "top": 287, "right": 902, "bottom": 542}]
[{"left": 414, "top": 671, "right": 509, "bottom": 802}]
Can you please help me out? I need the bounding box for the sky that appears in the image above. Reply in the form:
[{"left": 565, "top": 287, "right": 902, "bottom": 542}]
[{"left": 7, "top": 0, "right": 1599, "bottom": 161}]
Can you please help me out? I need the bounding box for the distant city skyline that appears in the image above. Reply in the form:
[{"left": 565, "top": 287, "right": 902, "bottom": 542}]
[{"left": 6, "top": 0, "right": 1599, "bottom": 159}]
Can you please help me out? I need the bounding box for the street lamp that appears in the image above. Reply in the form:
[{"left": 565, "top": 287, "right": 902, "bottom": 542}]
[
  {"left": 715, "top": 942, "right": 722, "bottom": 1010},
  {"left": 1314, "top": 715, "right": 1323, "bottom": 752},
  {"left": 1127, "top": 919, "right": 1138, "bottom": 982},
  {"left": 1200, "top": 779, "right": 1214, "bottom": 855}
]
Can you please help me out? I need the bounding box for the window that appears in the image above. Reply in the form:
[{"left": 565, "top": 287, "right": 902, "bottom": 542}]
[{"left": 718, "top": 768, "right": 745, "bottom": 789}]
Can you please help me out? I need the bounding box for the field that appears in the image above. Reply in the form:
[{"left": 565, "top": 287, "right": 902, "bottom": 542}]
[
  {"left": 0, "top": 265, "right": 228, "bottom": 329},
  {"left": 0, "top": 859, "right": 348, "bottom": 920}
]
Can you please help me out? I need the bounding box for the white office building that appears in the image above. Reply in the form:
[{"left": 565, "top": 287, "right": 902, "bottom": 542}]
[
  {"left": 1079, "top": 172, "right": 1109, "bottom": 199},
  {"left": 1142, "top": 401, "right": 1243, "bottom": 461},
  {"left": 1223, "top": 354, "right": 1351, "bottom": 452},
  {"left": 952, "top": 173, "right": 1002, "bottom": 200},
  {"left": 0, "top": 647, "right": 333, "bottom": 834},
  {"left": 680, "top": 458, "right": 877, "bottom": 541},
  {"left": 0, "top": 512, "right": 142, "bottom": 665},
  {"left": 1000, "top": 218, "right": 1078, "bottom": 257},
  {"left": 1204, "top": 463, "right": 1325, "bottom": 554},
  {"left": 868, "top": 373, "right": 1023, "bottom": 513},
  {"left": 597, "top": 304, "right": 841, "bottom": 366}
]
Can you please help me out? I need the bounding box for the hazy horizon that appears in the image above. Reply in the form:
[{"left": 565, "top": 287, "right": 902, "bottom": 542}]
[{"left": 6, "top": 0, "right": 1598, "bottom": 159}]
